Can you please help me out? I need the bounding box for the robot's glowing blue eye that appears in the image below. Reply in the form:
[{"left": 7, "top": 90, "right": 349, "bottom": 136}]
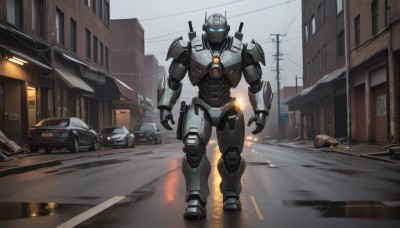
[
  {"left": 218, "top": 28, "right": 224, "bottom": 32},
  {"left": 209, "top": 28, "right": 215, "bottom": 32}
]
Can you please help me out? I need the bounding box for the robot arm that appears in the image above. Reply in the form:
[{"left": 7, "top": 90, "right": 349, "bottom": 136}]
[
  {"left": 157, "top": 37, "right": 190, "bottom": 130},
  {"left": 242, "top": 40, "right": 273, "bottom": 134}
]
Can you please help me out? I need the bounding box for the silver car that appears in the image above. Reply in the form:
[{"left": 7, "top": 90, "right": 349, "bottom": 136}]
[{"left": 98, "top": 126, "right": 135, "bottom": 148}]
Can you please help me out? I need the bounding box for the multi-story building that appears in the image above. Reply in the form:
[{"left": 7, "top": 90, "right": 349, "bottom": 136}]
[
  {"left": 110, "top": 18, "right": 146, "bottom": 128},
  {"left": 287, "top": 0, "right": 348, "bottom": 140},
  {"left": 287, "top": 0, "right": 400, "bottom": 145},
  {"left": 347, "top": 0, "right": 400, "bottom": 144},
  {"left": 0, "top": 0, "right": 137, "bottom": 145}
]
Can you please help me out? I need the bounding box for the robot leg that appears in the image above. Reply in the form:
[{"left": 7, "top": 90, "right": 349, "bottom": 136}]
[
  {"left": 216, "top": 109, "right": 245, "bottom": 211},
  {"left": 181, "top": 105, "right": 212, "bottom": 219}
]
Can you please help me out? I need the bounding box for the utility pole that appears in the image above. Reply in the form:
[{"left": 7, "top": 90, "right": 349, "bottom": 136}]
[{"left": 271, "top": 34, "right": 285, "bottom": 142}]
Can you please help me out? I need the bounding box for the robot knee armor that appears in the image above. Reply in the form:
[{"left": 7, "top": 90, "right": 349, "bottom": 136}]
[
  {"left": 184, "top": 134, "right": 206, "bottom": 168},
  {"left": 223, "top": 149, "right": 241, "bottom": 173}
]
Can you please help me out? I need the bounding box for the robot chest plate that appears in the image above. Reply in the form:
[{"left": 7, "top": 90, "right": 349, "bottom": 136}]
[{"left": 189, "top": 48, "right": 242, "bottom": 87}]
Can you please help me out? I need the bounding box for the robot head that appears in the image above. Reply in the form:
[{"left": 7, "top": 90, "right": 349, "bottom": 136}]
[{"left": 203, "top": 13, "right": 230, "bottom": 44}]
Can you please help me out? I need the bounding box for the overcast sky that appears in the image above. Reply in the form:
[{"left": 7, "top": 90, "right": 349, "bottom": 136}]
[{"left": 110, "top": 0, "right": 303, "bottom": 121}]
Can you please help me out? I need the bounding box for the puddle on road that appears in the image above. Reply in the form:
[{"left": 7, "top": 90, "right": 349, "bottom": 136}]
[
  {"left": 283, "top": 200, "right": 400, "bottom": 219},
  {"left": 0, "top": 202, "right": 70, "bottom": 220},
  {"left": 43, "top": 159, "right": 129, "bottom": 175},
  {"left": 247, "top": 162, "right": 277, "bottom": 168}
]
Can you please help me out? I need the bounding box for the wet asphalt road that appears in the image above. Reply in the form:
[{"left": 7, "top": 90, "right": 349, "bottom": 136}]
[{"left": 0, "top": 140, "right": 400, "bottom": 228}]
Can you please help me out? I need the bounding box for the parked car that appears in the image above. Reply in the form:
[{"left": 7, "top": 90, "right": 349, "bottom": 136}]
[
  {"left": 132, "top": 123, "right": 162, "bottom": 144},
  {"left": 28, "top": 117, "right": 98, "bottom": 153},
  {"left": 98, "top": 126, "right": 135, "bottom": 148}
]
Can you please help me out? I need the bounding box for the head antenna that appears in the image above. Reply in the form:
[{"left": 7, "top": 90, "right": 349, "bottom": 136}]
[
  {"left": 205, "top": 11, "right": 207, "bottom": 24},
  {"left": 225, "top": 11, "right": 227, "bottom": 19}
]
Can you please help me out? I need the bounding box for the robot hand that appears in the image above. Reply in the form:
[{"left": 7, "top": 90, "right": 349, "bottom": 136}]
[
  {"left": 160, "top": 108, "right": 175, "bottom": 130},
  {"left": 247, "top": 111, "right": 267, "bottom": 135}
]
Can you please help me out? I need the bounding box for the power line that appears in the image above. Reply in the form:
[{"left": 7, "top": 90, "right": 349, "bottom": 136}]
[
  {"left": 145, "top": 0, "right": 296, "bottom": 41},
  {"left": 140, "top": 0, "right": 244, "bottom": 21}
]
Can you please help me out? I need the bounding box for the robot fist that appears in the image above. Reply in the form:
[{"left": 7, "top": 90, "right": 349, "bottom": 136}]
[
  {"left": 160, "top": 108, "right": 175, "bottom": 130},
  {"left": 247, "top": 111, "right": 267, "bottom": 135}
]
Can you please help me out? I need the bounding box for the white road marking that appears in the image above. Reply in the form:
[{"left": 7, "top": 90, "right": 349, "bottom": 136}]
[
  {"left": 250, "top": 195, "right": 264, "bottom": 221},
  {"left": 57, "top": 196, "right": 125, "bottom": 228}
]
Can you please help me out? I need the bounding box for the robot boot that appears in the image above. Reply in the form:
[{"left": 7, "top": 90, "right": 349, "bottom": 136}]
[
  {"left": 217, "top": 152, "right": 245, "bottom": 210},
  {"left": 181, "top": 132, "right": 211, "bottom": 219}
]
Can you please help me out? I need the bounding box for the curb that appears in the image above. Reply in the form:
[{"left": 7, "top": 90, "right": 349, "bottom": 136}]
[
  {"left": 277, "top": 144, "right": 400, "bottom": 164},
  {"left": 0, "top": 160, "right": 62, "bottom": 177}
]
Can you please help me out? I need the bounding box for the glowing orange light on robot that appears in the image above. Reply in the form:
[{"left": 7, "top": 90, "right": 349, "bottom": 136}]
[{"left": 212, "top": 56, "right": 220, "bottom": 64}]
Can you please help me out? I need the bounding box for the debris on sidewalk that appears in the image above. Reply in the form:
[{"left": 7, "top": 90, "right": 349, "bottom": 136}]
[
  {"left": 0, "top": 130, "right": 23, "bottom": 156},
  {"left": 314, "top": 135, "right": 339, "bottom": 148}
]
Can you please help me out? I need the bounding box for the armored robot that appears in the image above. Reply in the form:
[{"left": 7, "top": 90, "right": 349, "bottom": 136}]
[{"left": 157, "top": 13, "right": 272, "bottom": 220}]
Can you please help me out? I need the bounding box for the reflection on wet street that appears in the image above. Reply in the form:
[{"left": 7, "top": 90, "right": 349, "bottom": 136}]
[
  {"left": 0, "top": 202, "right": 65, "bottom": 220},
  {"left": 283, "top": 200, "right": 400, "bottom": 219}
]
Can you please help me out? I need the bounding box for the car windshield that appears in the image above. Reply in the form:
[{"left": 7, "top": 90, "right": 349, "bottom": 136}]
[
  {"left": 102, "top": 127, "right": 125, "bottom": 134},
  {"left": 37, "top": 119, "right": 69, "bottom": 127},
  {"left": 134, "top": 124, "right": 154, "bottom": 131}
]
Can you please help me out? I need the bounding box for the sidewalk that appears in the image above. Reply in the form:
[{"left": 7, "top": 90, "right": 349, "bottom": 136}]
[{"left": 271, "top": 140, "right": 399, "bottom": 164}]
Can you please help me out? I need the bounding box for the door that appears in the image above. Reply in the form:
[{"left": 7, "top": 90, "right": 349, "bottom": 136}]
[
  {"left": 354, "top": 84, "right": 366, "bottom": 142},
  {"left": 371, "top": 83, "right": 387, "bottom": 143}
]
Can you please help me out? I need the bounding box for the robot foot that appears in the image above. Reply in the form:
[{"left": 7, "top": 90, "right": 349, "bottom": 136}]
[
  {"left": 223, "top": 197, "right": 242, "bottom": 211},
  {"left": 183, "top": 197, "right": 206, "bottom": 220}
]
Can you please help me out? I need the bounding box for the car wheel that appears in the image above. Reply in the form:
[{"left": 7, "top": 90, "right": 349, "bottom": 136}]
[
  {"left": 90, "top": 138, "right": 98, "bottom": 151},
  {"left": 45, "top": 148, "right": 53, "bottom": 154},
  {"left": 30, "top": 146, "right": 39, "bottom": 153},
  {"left": 69, "top": 137, "right": 79, "bottom": 153}
]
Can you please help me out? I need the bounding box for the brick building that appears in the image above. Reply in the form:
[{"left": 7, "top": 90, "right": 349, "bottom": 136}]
[
  {"left": 110, "top": 18, "right": 146, "bottom": 128},
  {"left": 286, "top": 0, "right": 348, "bottom": 140},
  {"left": 287, "top": 0, "right": 400, "bottom": 144},
  {"left": 0, "top": 0, "right": 137, "bottom": 145},
  {"left": 347, "top": 0, "right": 400, "bottom": 144}
]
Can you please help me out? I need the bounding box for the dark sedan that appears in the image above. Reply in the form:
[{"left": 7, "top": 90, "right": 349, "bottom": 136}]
[
  {"left": 98, "top": 126, "right": 135, "bottom": 148},
  {"left": 28, "top": 117, "right": 98, "bottom": 153},
  {"left": 132, "top": 123, "right": 162, "bottom": 144}
]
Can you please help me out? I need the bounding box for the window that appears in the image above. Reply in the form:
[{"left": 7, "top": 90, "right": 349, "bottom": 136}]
[
  {"left": 93, "top": 36, "right": 98, "bottom": 64},
  {"left": 318, "top": 2, "right": 325, "bottom": 26},
  {"left": 385, "top": 0, "right": 389, "bottom": 27},
  {"left": 56, "top": 9, "right": 65, "bottom": 45},
  {"left": 99, "top": 0, "right": 103, "bottom": 19},
  {"left": 317, "top": 50, "right": 321, "bottom": 74},
  {"left": 7, "top": 0, "right": 23, "bottom": 28},
  {"left": 85, "top": 0, "right": 90, "bottom": 7},
  {"left": 337, "top": 0, "right": 343, "bottom": 15},
  {"left": 32, "top": 0, "right": 43, "bottom": 37},
  {"left": 86, "top": 29, "right": 91, "bottom": 59},
  {"left": 100, "top": 42, "right": 104, "bottom": 66},
  {"left": 304, "top": 24, "right": 309, "bottom": 42},
  {"left": 105, "top": 2, "right": 110, "bottom": 26},
  {"left": 338, "top": 31, "right": 345, "bottom": 57},
  {"left": 70, "top": 18, "right": 77, "bottom": 53},
  {"left": 105, "top": 47, "right": 109, "bottom": 69},
  {"left": 354, "top": 15, "right": 360, "bottom": 46},
  {"left": 92, "top": 0, "right": 96, "bottom": 13},
  {"left": 311, "top": 15, "right": 316, "bottom": 35},
  {"left": 371, "top": 0, "right": 379, "bottom": 35},
  {"left": 322, "top": 44, "right": 327, "bottom": 72}
]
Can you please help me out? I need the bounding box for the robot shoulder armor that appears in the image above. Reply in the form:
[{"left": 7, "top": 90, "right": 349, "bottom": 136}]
[
  {"left": 166, "top": 36, "right": 189, "bottom": 61},
  {"left": 246, "top": 39, "right": 266, "bottom": 66}
]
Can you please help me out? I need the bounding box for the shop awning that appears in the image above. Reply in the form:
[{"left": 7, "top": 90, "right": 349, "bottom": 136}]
[
  {"left": 111, "top": 77, "right": 139, "bottom": 106},
  {"left": 284, "top": 66, "right": 346, "bottom": 105},
  {"left": 0, "top": 44, "right": 52, "bottom": 71},
  {"left": 55, "top": 65, "right": 94, "bottom": 93}
]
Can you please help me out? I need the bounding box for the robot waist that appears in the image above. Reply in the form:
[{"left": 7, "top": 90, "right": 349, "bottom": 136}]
[{"left": 191, "top": 97, "right": 239, "bottom": 126}]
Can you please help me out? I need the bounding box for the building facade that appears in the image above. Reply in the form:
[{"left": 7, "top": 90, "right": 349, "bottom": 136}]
[
  {"left": 0, "top": 0, "right": 137, "bottom": 146},
  {"left": 287, "top": 0, "right": 399, "bottom": 145},
  {"left": 287, "top": 0, "right": 348, "bottom": 140},
  {"left": 347, "top": 0, "right": 400, "bottom": 144},
  {"left": 110, "top": 18, "right": 145, "bottom": 129}
]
